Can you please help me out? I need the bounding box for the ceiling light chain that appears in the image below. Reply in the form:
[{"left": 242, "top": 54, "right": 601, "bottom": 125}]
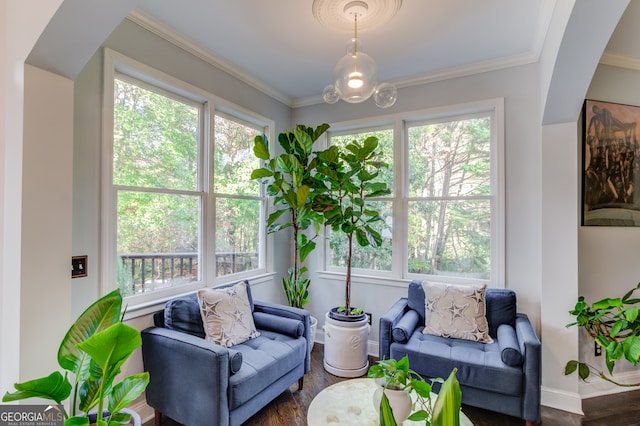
[{"left": 321, "top": 0, "right": 398, "bottom": 108}]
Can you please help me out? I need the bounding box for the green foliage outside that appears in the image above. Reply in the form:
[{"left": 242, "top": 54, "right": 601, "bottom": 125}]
[{"left": 113, "top": 79, "right": 262, "bottom": 295}]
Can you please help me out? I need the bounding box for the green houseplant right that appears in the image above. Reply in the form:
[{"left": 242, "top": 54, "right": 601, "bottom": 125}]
[
  {"left": 251, "top": 123, "right": 329, "bottom": 309},
  {"left": 565, "top": 282, "right": 640, "bottom": 387},
  {"left": 2, "top": 289, "right": 149, "bottom": 426}
]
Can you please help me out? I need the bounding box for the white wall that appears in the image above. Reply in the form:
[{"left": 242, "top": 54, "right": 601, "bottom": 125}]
[
  {"left": 577, "top": 63, "right": 640, "bottom": 396},
  {"left": 0, "top": 0, "right": 65, "bottom": 394}
]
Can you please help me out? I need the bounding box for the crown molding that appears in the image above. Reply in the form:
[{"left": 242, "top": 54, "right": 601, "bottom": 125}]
[
  {"left": 126, "top": 9, "right": 293, "bottom": 107},
  {"left": 600, "top": 50, "right": 640, "bottom": 71},
  {"left": 128, "top": 7, "right": 544, "bottom": 110}
]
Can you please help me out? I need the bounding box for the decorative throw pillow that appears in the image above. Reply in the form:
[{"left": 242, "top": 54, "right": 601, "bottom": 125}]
[
  {"left": 197, "top": 281, "right": 260, "bottom": 347},
  {"left": 422, "top": 282, "right": 493, "bottom": 343}
]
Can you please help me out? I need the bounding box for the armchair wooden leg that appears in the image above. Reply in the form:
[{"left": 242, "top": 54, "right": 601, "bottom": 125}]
[
  {"left": 298, "top": 377, "right": 304, "bottom": 391},
  {"left": 525, "top": 421, "right": 537, "bottom": 426},
  {"left": 154, "top": 409, "right": 162, "bottom": 426}
]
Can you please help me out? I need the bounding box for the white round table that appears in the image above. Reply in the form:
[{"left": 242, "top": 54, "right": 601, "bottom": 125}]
[{"left": 307, "top": 378, "right": 473, "bottom": 425}]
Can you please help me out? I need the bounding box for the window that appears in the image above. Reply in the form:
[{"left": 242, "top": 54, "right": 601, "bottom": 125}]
[
  {"left": 327, "top": 128, "right": 394, "bottom": 273},
  {"left": 103, "top": 50, "right": 270, "bottom": 304},
  {"left": 325, "top": 100, "right": 504, "bottom": 286}
]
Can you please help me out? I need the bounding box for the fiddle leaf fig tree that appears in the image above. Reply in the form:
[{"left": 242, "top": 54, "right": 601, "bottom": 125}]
[
  {"left": 251, "top": 123, "right": 329, "bottom": 308},
  {"left": 313, "top": 135, "right": 391, "bottom": 315},
  {"left": 565, "top": 282, "right": 640, "bottom": 387}
]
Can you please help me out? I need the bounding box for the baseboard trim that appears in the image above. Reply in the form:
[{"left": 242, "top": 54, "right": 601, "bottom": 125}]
[
  {"left": 129, "top": 399, "right": 154, "bottom": 425},
  {"left": 541, "top": 386, "right": 583, "bottom": 414},
  {"left": 578, "top": 369, "right": 640, "bottom": 399}
]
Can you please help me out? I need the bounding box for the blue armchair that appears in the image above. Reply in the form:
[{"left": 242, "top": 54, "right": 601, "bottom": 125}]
[
  {"left": 380, "top": 280, "right": 541, "bottom": 425},
  {"left": 141, "top": 280, "right": 310, "bottom": 426}
]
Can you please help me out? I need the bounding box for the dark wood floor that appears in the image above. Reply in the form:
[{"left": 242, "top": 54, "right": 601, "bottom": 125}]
[{"left": 145, "top": 343, "right": 640, "bottom": 425}]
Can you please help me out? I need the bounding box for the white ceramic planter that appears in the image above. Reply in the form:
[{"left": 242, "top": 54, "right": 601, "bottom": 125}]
[
  {"left": 309, "top": 315, "right": 318, "bottom": 351},
  {"left": 373, "top": 384, "right": 413, "bottom": 425},
  {"left": 323, "top": 311, "right": 370, "bottom": 377}
]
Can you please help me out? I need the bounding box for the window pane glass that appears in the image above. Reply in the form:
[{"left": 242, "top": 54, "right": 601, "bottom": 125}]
[
  {"left": 117, "top": 191, "right": 200, "bottom": 296},
  {"left": 408, "top": 199, "right": 490, "bottom": 278},
  {"left": 215, "top": 198, "right": 260, "bottom": 276},
  {"left": 331, "top": 128, "right": 394, "bottom": 193},
  {"left": 113, "top": 78, "right": 199, "bottom": 191},
  {"left": 329, "top": 201, "right": 393, "bottom": 271},
  {"left": 408, "top": 118, "right": 490, "bottom": 198},
  {"left": 214, "top": 115, "right": 261, "bottom": 196}
]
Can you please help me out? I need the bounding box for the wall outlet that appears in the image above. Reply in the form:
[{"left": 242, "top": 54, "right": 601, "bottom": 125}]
[
  {"left": 595, "top": 341, "right": 602, "bottom": 357},
  {"left": 366, "top": 312, "right": 372, "bottom": 325}
]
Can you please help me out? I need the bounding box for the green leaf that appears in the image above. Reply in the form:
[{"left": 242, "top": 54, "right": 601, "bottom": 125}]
[
  {"left": 564, "top": 360, "right": 578, "bottom": 375},
  {"left": 379, "top": 392, "right": 398, "bottom": 426},
  {"left": 626, "top": 306, "right": 639, "bottom": 323},
  {"left": 611, "top": 320, "right": 624, "bottom": 338},
  {"left": 2, "top": 371, "right": 71, "bottom": 404},
  {"left": 77, "top": 323, "right": 141, "bottom": 375},
  {"left": 299, "top": 240, "right": 316, "bottom": 263},
  {"left": 250, "top": 168, "right": 272, "bottom": 180},
  {"left": 266, "top": 209, "right": 287, "bottom": 228},
  {"left": 58, "top": 289, "right": 122, "bottom": 375},
  {"left": 296, "top": 185, "right": 311, "bottom": 209},
  {"left": 623, "top": 336, "right": 640, "bottom": 365},
  {"left": 253, "top": 135, "right": 270, "bottom": 160},
  {"left": 108, "top": 373, "right": 150, "bottom": 414},
  {"left": 578, "top": 362, "right": 590, "bottom": 380},
  {"left": 432, "top": 368, "right": 461, "bottom": 426},
  {"left": 65, "top": 417, "right": 90, "bottom": 426}
]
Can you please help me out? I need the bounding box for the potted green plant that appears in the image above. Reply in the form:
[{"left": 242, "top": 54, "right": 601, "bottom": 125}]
[
  {"left": 312, "top": 135, "right": 391, "bottom": 377},
  {"left": 368, "top": 356, "right": 462, "bottom": 426},
  {"left": 251, "top": 123, "right": 330, "bottom": 348},
  {"left": 2, "top": 289, "right": 149, "bottom": 426},
  {"left": 565, "top": 282, "right": 640, "bottom": 387},
  {"left": 313, "top": 135, "right": 391, "bottom": 320}
]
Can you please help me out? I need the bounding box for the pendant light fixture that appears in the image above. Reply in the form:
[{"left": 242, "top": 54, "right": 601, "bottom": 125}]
[{"left": 319, "top": 0, "right": 398, "bottom": 108}]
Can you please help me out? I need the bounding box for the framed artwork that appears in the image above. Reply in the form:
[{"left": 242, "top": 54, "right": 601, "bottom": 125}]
[{"left": 582, "top": 99, "right": 640, "bottom": 226}]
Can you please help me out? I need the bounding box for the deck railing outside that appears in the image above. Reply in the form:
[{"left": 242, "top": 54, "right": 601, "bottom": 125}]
[{"left": 118, "top": 251, "right": 258, "bottom": 295}]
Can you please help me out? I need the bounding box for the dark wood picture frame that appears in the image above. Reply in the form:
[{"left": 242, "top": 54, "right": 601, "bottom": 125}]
[{"left": 582, "top": 99, "right": 640, "bottom": 226}]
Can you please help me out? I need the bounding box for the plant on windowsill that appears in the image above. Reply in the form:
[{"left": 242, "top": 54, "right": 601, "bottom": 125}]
[
  {"left": 564, "top": 282, "right": 640, "bottom": 387},
  {"left": 368, "top": 356, "right": 462, "bottom": 426},
  {"left": 2, "top": 289, "right": 149, "bottom": 426},
  {"left": 313, "top": 135, "right": 391, "bottom": 321}
]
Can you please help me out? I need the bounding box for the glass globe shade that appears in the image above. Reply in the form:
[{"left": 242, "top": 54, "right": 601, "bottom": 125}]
[
  {"left": 333, "top": 50, "right": 378, "bottom": 104},
  {"left": 374, "top": 82, "right": 398, "bottom": 108},
  {"left": 323, "top": 84, "right": 340, "bottom": 104}
]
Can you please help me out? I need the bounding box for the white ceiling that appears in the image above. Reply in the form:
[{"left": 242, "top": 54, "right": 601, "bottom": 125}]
[{"left": 132, "top": 0, "right": 557, "bottom": 105}]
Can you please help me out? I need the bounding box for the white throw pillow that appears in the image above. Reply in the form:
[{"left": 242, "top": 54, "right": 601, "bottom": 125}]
[
  {"left": 422, "top": 282, "right": 493, "bottom": 343},
  {"left": 197, "top": 281, "right": 260, "bottom": 347}
]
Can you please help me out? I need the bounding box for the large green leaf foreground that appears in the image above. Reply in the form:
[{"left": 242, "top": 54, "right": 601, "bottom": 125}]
[{"left": 2, "top": 289, "right": 149, "bottom": 426}]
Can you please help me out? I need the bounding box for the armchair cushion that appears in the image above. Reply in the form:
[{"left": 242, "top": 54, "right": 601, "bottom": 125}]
[
  {"left": 198, "top": 281, "right": 260, "bottom": 347},
  {"left": 497, "top": 324, "right": 524, "bottom": 366},
  {"left": 164, "top": 293, "right": 205, "bottom": 338},
  {"left": 253, "top": 312, "right": 303, "bottom": 337},
  {"left": 392, "top": 309, "right": 420, "bottom": 343},
  {"left": 422, "top": 282, "right": 493, "bottom": 343}
]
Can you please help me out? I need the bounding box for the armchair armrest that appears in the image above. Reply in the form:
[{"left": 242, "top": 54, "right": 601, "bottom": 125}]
[
  {"left": 515, "top": 313, "right": 541, "bottom": 424},
  {"left": 141, "top": 326, "right": 232, "bottom": 426},
  {"left": 379, "top": 297, "right": 410, "bottom": 360},
  {"left": 253, "top": 301, "right": 311, "bottom": 373}
]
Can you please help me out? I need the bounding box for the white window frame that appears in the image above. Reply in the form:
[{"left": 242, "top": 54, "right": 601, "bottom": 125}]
[
  {"left": 320, "top": 98, "right": 505, "bottom": 288},
  {"left": 102, "top": 48, "right": 274, "bottom": 309}
]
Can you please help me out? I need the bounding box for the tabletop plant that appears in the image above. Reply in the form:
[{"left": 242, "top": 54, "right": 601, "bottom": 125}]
[
  {"left": 251, "top": 123, "right": 329, "bottom": 308},
  {"left": 368, "top": 355, "right": 462, "bottom": 426},
  {"left": 2, "top": 289, "right": 149, "bottom": 426},
  {"left": 565, "top": 282, "right": 640, "bottom": 387},
  {"left": 313, "top": 135, "right": 391, "bottom": 318}
]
